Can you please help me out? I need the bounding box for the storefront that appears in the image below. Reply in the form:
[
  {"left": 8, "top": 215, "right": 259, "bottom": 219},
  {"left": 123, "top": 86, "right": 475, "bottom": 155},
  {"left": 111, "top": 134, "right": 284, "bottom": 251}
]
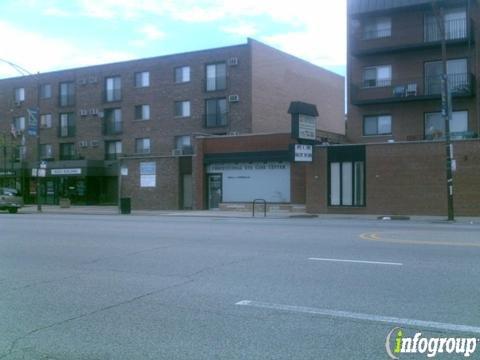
[
  {"left": 26, "top": 161, "right": 118, "bottom": 205},
  {"left": 206, "top": 161, "right": 291, "bottom": 208}
]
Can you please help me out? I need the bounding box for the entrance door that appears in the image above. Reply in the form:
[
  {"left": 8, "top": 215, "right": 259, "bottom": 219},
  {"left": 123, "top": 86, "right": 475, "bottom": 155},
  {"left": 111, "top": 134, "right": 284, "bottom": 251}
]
[
  {"left": 182, "top": 174, "right": 192, "bottom": 209},
  {"left": 207, "top": 174, "right": 222, "bottom": 209}
]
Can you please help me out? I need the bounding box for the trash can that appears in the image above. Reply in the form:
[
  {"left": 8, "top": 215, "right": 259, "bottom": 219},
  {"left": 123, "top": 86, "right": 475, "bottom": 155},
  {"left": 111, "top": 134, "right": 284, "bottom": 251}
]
[{"left": 120, "top": 197, "right": 131, "bottom": 214}]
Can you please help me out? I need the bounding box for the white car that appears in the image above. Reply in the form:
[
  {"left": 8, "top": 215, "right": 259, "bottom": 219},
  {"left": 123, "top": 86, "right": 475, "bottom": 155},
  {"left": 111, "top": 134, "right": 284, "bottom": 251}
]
[{"left": 0, "top": 187, "right": 23, "bottom": 214}]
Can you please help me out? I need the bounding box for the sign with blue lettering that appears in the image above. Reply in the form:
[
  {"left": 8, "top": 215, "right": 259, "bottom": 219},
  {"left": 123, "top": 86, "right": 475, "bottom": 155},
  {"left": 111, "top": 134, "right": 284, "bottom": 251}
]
[{"left": 27, "top": 108, "right": 39, "bottom": 136}]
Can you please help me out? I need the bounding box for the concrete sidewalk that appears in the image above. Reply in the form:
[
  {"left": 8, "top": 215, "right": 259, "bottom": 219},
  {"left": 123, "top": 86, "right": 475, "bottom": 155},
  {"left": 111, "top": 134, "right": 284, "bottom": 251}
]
[{"left": 13, "top": 205, "right": 480, "bottom": 224}]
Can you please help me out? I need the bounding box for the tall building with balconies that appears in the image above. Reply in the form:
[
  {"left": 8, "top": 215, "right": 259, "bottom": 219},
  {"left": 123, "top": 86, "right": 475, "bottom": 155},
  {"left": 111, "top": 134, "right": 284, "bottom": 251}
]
[{"left": 347, "top": 0, "right": 478, "bottom": 142}]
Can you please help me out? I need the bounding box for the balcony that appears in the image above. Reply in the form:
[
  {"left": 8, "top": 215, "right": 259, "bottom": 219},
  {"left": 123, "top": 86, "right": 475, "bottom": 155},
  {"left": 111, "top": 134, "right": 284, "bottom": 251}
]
[
  {"left": 351, "top": 18, "right": 474, "bottom": 56},
  {"left": 103, "top": 120, "right": 122, "bottom": 135},
  {"left": 204, "top": 113, "right": 228, "bottom": 128},
  {"left": 425, "top": 131, "right": 478, "bottom": 141},
  {"left": 104, "top": 89, "right": 122, "bottom": 102},
  {"left": 351, "top": 73, "right": 475, "bottom": 105},
  {"left": 58, "top": 126, "right": 76, "bottom": 138}
]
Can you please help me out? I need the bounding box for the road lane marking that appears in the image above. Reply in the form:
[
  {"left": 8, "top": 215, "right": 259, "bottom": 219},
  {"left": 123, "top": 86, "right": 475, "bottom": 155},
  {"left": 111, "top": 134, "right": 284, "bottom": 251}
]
[
  {"left": 235, "top": 300, "right": 480, "bottom": 335},
  {"left": 308, "top": 257, "right": 403, "bottom": 266},
  {"left": 360, "top": 232, "right": 480, "bottom": 248}
]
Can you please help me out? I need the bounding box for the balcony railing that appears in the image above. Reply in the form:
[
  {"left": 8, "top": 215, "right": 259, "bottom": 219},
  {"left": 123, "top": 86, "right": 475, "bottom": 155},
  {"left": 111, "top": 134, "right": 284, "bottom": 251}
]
[
  {"left": 425, "top": 131, "right": 478, "bottom": 141},
  {"left": 104, "top": 89, "right": 122, "bottom": 102},
  {"left": 352, "top": 73, "right": 475, "bottom": 105},
  {"left": 103, "top": 120, "right": 122, "bottom": 135},
  {"left": 204, "top": 112, "right": 228, "bottom": 128},
  {"left": 58, "top": 125, "right": 76, "bottom": 138},
  {"left": 204, "top": 76, "right": 228, "bottom": 92},
  {"left": 352, "top": 17, "right": 473, "bottom": 55}
]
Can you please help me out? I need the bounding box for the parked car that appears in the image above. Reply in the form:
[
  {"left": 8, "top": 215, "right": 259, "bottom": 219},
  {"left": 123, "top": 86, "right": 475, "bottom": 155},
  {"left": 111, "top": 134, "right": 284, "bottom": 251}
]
[{"left": 0, "top": 187, "right": 23, "bottom": 214}]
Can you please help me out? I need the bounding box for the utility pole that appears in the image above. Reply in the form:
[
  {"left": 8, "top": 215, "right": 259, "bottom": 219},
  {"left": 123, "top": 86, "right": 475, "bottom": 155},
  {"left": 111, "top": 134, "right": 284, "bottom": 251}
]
[{"left": 432, "top": 1, "right": 455, "bottom": 221}]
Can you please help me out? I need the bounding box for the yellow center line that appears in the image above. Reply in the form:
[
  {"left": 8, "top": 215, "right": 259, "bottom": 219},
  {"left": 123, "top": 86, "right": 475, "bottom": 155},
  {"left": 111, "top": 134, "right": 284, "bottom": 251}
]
[{"left": 360, "top": 232, "right": 480, "bottom": 248}]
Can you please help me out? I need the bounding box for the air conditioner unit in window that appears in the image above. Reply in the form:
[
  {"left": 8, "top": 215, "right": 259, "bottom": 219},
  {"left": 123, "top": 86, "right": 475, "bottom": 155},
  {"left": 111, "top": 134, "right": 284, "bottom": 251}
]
[
  {"left": 80, "top": 109, "right": 88, "bottom": 116},
  {"left": 88, "top": 76, "right": 98, "bottom": 84},
  {"left": 79, "top": 140, "right": 89, "bottom": 148},
  {"left": 78, "top": 78, "right": 87, "bottom": 86},
  {"left": 228, "top": 57, "right": 239, "bottom": 66},
  {"left": 14, "top": 101, "right": 22, "bottom": 107},
  {"left": 98, "top": 111, "right": 105, "bottom": 118},
  {"left": 89, "top": 108, "right": 99, "bottom": 116},
  {"left": 171, "top": 149, "right": 184, "bottom": 156},
  {"left": 90, "top": 140, "right": 99, "bottom": 147},
  {"left": 228, "top": 131, "right": 240, "bottom": 136},
  {"left": 228, "top": 94, "right": 240, "bottom": 103}
]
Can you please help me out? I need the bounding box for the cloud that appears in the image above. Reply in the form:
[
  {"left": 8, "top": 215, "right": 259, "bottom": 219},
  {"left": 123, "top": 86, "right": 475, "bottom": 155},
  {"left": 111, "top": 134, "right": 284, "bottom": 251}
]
[
  {"left": 43, "top": 7, "right": 71, "bottom": 17},
  {"left": 139, "top": 24, "right": 165, "bottom": 40},
  {"left": 0, "top": 21, "right": 135, "bottom": 79},
  {"left": 222, "top": 23, "right": 258, "bottom": 37}
]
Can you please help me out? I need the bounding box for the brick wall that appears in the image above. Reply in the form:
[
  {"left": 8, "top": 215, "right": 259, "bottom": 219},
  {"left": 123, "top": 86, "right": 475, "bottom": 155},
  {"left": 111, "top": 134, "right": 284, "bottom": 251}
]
[
  {"left": 306, "top": 139, "right": 480, "bottom": 216},
  {"left": 250, "top": 39, "right": 345, "bottom": 136}
]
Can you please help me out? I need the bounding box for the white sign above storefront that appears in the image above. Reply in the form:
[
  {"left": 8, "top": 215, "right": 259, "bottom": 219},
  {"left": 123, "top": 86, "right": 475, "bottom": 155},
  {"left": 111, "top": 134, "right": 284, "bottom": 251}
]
[
  {"left": 51, "top": 168, "right": 82, "bottom": 175},
  {"left": 294, "top": 144, "right": 313, "bottom": 162}
]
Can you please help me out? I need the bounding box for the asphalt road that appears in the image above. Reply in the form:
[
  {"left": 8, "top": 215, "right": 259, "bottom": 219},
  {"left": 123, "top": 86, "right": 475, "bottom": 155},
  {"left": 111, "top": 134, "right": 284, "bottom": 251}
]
[{"left": 1, "top": 213, "right": 479, "bottom": 359}]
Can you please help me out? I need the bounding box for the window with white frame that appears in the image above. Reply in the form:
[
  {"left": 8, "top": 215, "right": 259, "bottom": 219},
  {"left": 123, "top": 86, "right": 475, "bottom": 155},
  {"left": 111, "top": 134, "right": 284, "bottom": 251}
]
[
  {"left": 14, "top": 88, "right": 25, "bottom": 103},
  {"left": 175, "top": 135, "right": 191, "bottom": 150},
  {"left": 175, "top": 100, "right": 191, "bottom": 117},
  {"left": 135, "top": 72, "right": 150, "bottom": 87},
  {"left": 13, "top": 116, "right": 25, "bottom": 132},
  {"left": 40, "top": 114, "right": 52, "bottom": 129},
  {"left": 363, "top": 65, "right": 392, "bottom": 88},
  {"left": 330, "top": 161, "right": 365, "bottom": 207},
  {"left": 135, "top": 138, "right": 151, "bottom": 154},
  {"left": 363, "top": 17, "right": 391, "bottom": 39},
  {"left": 363, "top": 115, "right": 392, "bottom": 136},
  {"left": 134, "top": 105, "right": 150, "bottom": 120},
  {"left": 175, "top": 66, "right": 190, "bottom": 83},
  {"left": 425, "top": 8, "right": 467, "bottom": 42},
  {"left": 105, "top": 140, "right": 122, "bottom": 160},
  {"left": 425, "top": 111, "right": 468, "bottom": 139},
  {"left": 105, "top": 76, "right": 121, "bottom": 102},
  {"left": 206, "top": 63, "right": 227, "bottom": 91}
]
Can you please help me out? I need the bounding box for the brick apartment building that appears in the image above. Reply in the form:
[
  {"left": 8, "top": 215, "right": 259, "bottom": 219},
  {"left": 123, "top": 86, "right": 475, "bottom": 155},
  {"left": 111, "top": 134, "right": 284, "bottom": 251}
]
[
  {"left": 0, "top": 39, "right": 344, "bottom": 209},
  {"left": 302, "top": 0, "right": 480, "bottom": 217},
  {"left": 348, "top": 0, "right": 478, "bottom": 143}
]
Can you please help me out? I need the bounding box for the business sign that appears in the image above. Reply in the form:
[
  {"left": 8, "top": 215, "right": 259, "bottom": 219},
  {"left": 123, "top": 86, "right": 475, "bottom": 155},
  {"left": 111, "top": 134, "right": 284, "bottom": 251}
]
[
  {"left": 140, "top": 162, "right": 156, "bottom": 188},
  {"left": 294, "top": 144, "right": 313, "bottom": 162},
  {"left": 31, "top": 168, "right": 46, "bottom": 177},
  {"left": 298, "top": 115, "right": 316, "bottom": 140},
  {"left": 27, "top": 108, "right": 39, "bottom": 137},
  {"left": 51, "top": 168, "right": 82, "bottom": 175}
]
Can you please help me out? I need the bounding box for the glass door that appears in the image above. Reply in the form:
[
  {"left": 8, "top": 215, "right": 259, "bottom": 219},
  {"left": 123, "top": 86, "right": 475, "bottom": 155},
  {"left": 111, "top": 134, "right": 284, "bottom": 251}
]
[{"left": 207, "top": 174, "right": 222, "bottom": 209}]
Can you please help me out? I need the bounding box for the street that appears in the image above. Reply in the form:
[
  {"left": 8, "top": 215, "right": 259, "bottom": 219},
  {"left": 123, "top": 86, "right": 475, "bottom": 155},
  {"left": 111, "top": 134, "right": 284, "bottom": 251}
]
[{"left": 1, "top": 213, "right": 480, "bottom": 359}]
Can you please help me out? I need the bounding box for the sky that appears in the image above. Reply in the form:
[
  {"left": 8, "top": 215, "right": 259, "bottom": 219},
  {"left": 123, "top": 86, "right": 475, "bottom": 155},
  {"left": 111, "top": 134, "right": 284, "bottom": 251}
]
[{"left": 0, "top": 0, "right": 346, "bottom": 79}]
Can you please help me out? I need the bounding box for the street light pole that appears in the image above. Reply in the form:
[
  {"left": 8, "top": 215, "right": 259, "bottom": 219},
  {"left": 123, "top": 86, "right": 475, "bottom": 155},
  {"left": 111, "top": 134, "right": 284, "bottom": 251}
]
[
  {"left": 432, "top": 1, "right": 455, "bottom": 221},
  {"left": 1, "top": 59, "right": 42, "bottom": 212}
]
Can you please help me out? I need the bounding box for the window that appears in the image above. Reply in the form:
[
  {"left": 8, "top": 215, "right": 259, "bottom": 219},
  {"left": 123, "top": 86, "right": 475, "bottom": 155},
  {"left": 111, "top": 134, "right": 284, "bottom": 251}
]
[
  {"left": 59, "top": 143, "right": 76, "bottom": 160},
  {"left": 425, "top": 59, "right": 468, "bottom": 95},
  {"left": 40, "top": 144, "right": 53, "bottom": 160},
  {"left": 205, "top": 98, "right": 227, "bottom": 127},
  {"left": 175, "top": 101, "right": 191, "bottom": 117},
  {"left": 104, "top": 108, "right": 122, "bottom": 135},
  {"left": 59, "top": 82, "right": 75, "bottom": 106},
  {"left": 134, "top": 105, "right": 150, "bottom": 120},
  {"left": 59, "top": 113, "right": 75, "bottom": 137},
  {"left": 363, "top": 115, "right": 392, "bottom": 136},
  {"left": 330, "top": 161, "right": 365, "bottom": 206},
  {"left": 175, "top": 66, "right": 190, "bottom": 83},
  {"left": 14, "top": 88, "right": 25, "bottom": 103},
  {"left": 425, "top": 8, "right": 467, "bottom": 42},
  {"left": 13, "top": 116, "right": 25, "bottom": 132},
  {"left": 135, "top": 138, "right": 151, "bottom": 154},
  {"left": 40, "top": 114, "right": 52, "bottom": 129},
  {"left": 363, "top": 65, "right": 391, "bottom": 88},
  {"left": 363, "top": 17, "right": 391, "bottom": 39},
  {"left": 40, "top": 84, "right": 52, "bottom": 99},
  {"left": 135, "top": 72, "right": 150, "bottom": 87},
  {"left": 105, "top": 76, "right": 121, "bottom": 102},
  {"left": 425, "top": 111, "right": 468, "bottom": 140},
  {"left": 105, "top": 140, "right": 122, "bottom": 160},
  {"left": 175, "top": 135, "right": 191, "bottom": 150},
  {"left": 16, "top": 145, "right": 26, "bottom": 161},
  {"left": 206, "top": 63, "right": 227, "bottom": 91}
]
